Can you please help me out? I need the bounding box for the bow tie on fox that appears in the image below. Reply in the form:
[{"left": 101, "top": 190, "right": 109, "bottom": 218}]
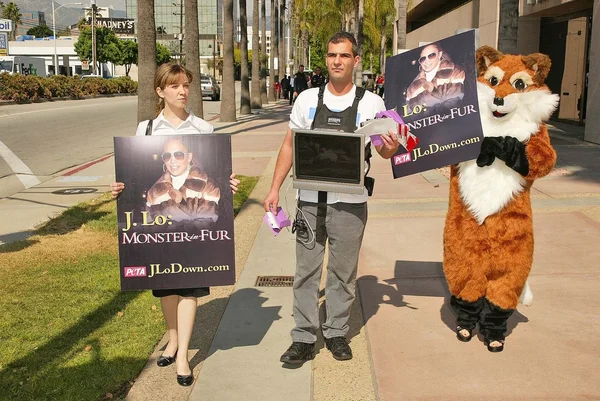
[{"left": 442, "top": 45, "right": 559, "bottom": 352}]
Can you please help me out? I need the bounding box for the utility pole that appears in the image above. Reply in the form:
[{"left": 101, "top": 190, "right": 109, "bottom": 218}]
[
  {"left": 91, "top": 0, "right": 97, "bottom": 74},
  {"left": 172, "top": 1, "right": 184, "bottom": 64},
  {"left": 213, "top": 34, "right": 216, "bottom": 78}
]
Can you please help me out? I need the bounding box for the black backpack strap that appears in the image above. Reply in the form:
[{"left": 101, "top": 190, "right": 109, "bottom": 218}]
[
  {"left": 145, "top": 119, "right": 153, "bottom": 136},
  {"left": 310, "top": 85, "right": 327, "bottom": 130}
]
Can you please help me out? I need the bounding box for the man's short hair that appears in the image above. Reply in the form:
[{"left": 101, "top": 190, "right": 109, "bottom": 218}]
[
  {"left": 299, "top": 64, "right": 304, "bottom": 68},
  {"left": 328, "top": 31, "right": 358, "bottom": 57}
]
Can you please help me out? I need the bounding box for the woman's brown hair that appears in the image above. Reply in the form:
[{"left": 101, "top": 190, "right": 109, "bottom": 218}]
[{"left": 154, "top": 62, "right": 194, "bottom": 116}]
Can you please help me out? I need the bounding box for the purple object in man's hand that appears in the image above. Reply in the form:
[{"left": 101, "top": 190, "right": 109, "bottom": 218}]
[
  {"left": 263, "top": 207, "right": 291, "bottom": 236},
  {"left": 376, "top": 109, "right": 405, "bottom": 125},
  {"left": 370, "top": 134, "right": 384, "bottom": 146}
]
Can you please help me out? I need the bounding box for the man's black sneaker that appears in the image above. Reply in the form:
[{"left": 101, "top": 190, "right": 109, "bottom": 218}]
[
  {"left": 325, "top": 336, "right": 352, "bottom": 361},
  {"left": 280, "top": 342, "right": 315, "bottom": 364}
]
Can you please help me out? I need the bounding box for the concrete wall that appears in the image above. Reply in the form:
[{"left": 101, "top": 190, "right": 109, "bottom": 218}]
[
  {"left": 479, "top": 0, "right": 501, "bottom": 49},
  {"left": 498, "top": 0, "right": 520, "bottom": 53},
  {"left": 406, "top": 1, "right": 481, "bottom": 48},
  {"left": 584, "top": 0, "right": 599, "bottom": 143},
  {"left": 516, "top": 16, "right": 541, "bottom": 54}
]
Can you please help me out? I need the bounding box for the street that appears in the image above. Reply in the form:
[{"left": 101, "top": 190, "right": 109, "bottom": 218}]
[{"left": 0, "top": 94, "right": 227, "bottom": 198}]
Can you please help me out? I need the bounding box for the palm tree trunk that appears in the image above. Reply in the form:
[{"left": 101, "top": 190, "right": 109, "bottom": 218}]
[
  {"left": 380, "top": 31, "right": 387, "bottom": 74},
  {"left": 251, "top": 0, "right": 262, "bottom": 108},
  {"left": 260, "top": 0, "right": 268, "bottom": 104},
  {"left": 137, "top": 0, "right": 157, "bottom": 123},
  {"left": 239, "top": 0, "right": 252, "bottom": 114},
  {"left": 185, "top": 0, "right": 205, "bottom": 118},
  {"left": 355, "top": 0, "right": 364, "bottom": 87},
  {"left": 268, "top": 0, "right": 276, "bottom": 102},
  {"left": 220, "top": 0, "right": 236, "bottom": 121},
  {"left": 278, "top": 0, "right": 286, "bottom": 81},
  {"left": 395, "top": 0, "right": 407, "bottom": 53}
]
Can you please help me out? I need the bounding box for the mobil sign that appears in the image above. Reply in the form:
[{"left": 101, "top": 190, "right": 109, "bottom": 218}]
[{"left": 0, "top": 19, "right": 12, "bottom": 32}]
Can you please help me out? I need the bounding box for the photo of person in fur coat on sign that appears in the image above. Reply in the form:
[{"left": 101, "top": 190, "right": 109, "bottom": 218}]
[{"left": 443, "top": 45, "right": 559, "bottom": 352}]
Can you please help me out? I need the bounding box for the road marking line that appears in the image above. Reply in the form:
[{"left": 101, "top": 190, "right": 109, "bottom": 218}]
[
  {"left": 0, "top": 140, "right": 41, "bottom": 189},
  {"left": 62, "top": 154, "right": 113, "bottom": 176}
]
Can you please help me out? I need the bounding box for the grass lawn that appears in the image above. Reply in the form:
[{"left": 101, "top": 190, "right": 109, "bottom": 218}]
[{"left": 0, "top": 175, "right": 258, "bottom": 401}]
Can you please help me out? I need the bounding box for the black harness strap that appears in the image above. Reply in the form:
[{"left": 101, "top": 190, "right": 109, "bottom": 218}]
[{"left": 145, "top": 119, "right": 153, "bottom": 136}]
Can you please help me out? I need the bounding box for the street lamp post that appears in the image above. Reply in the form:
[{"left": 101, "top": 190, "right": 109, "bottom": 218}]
[{"left": 52, "top": 0, "right": 82, "bottom": 75}]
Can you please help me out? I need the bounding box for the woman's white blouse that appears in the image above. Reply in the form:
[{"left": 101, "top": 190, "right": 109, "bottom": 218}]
[{"left": 135, "top": 110, "right": 214, "bottom": 136}]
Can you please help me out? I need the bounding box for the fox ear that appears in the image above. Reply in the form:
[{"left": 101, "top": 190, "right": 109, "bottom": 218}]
[
  {"left": 476, "top": 46, "right": 504, "bottom": 76},
  {"left": 521, "top": 53, "right": 551, "bottom": 85}
]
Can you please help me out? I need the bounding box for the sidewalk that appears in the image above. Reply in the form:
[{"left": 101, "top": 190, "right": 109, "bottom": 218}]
[{"left": 2, "top": 102, "right": 599, "bottom": 400}]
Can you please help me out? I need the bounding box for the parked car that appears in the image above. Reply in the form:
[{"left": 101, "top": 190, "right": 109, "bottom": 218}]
[
  {"left": 201, "top": 74, "right": 221, "bottom": 101},
  {"left": 80, "top": 74, "right": 103, "bottom": 79}
]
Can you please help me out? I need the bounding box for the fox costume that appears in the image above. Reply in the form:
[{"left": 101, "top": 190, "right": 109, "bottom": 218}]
[{"left": 443, "top": 46, "right": 559, "bottom": 352}]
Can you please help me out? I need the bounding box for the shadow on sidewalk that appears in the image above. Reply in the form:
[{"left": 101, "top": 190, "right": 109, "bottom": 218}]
[
  {"left": 355, "top": 261, "right": 529, "bottom": 339},
  {"left": 187, "top": 288, "right": 281, "bottom": 369},
  {"left": 215, "top": 108, "right": 292, "bottom": 135},
  {"left": 0, "top": 197, "right": 113, "bottom": 254}
]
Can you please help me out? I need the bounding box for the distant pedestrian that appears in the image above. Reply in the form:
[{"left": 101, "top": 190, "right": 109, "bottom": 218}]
[
  {"left": 292, "top": 65, "right": 309, "bottom": 104},
  {"left": 281, "top": 75, "right": 290, "bottom": 99},
  {"left": 310, "top": 67, "right": 325, "bottom": 88}
]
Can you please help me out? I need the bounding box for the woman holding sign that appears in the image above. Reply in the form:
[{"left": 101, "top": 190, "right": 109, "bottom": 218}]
[{"left": 111, "top": 62, "right": 239, "bottom": 387}]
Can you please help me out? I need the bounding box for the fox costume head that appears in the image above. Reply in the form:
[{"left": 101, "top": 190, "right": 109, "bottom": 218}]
[{"left": 475, "top": 46, "right": 559, "bottom": 142}]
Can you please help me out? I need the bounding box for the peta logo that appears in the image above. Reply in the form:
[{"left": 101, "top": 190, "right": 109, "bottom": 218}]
[
  {"left": 124, "top": 266, "right": 147, "bottom": 277},
  {"left": 0, "top": 20, "right": 12, "bottom": 32},
  {"left": 393, "top": 152, "right": 412, "bottom": 165}
]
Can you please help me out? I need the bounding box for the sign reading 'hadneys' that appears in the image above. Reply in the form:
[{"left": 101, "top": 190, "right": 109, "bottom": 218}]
[
  {"left": 385, "top": 30, "right": 484, "bottom": 178},
  {"left": 87, "top": 18, "right": 134, "bottom": 34},
  {"left": 114, "top": 135, "right": 235, "bottom": 291}
]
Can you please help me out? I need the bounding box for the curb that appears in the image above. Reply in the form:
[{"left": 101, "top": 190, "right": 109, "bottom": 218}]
[{"left": 0, "top": 93, "right": 137, "bottom": 107}]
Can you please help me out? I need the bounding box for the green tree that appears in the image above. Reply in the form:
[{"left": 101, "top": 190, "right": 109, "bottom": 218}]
[
  {"left": 1, "top": 2, "right": 21, "bottom": 40},
  {"left": 155, "top": 42, "right": 171, "bottom": 65},
  {"left": 74, "top": 27, "right": 121, "bottom": 71},
  {"left": 26, "top": 25, "right": 53, "bottom": 38},
  {"left": 118, "top": 39, "right": 138, "bottom": 76}
]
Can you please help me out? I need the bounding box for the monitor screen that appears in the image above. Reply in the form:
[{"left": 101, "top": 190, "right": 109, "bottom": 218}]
[{"left": 292, "top": 129, "right": 365, "bottom": 194}]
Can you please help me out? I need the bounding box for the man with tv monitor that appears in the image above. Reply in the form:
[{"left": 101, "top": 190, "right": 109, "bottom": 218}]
[{"left": 263, "top": 31, "right": 401, "bottom": 365}]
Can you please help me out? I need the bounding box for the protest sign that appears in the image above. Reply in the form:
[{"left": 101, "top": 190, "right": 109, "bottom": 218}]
[
  {"left": 385, "top": 30, "right": 484, "bottom": 178},
  {"left": 114, "top": 134, "right": 235, "bottom": 291}
]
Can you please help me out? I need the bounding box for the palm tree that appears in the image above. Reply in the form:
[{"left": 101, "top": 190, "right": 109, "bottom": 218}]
[
  {"left": 268, "top": 0, "right": 276, "bottom": 102},
  {"left": 260, "top": 0, "right": 268, "bottom": 104},
  {"left": 251, "top": 0, "right": 262, "bottom": 108},
  {"left": 2, "top": 2, "right": 22, "bottom": 41},
  {"left": 137, "top": 0, "right": 157, "bottom": 123},
  {"left": 239, "top": 0, "right": 251, "bottom": 114},
  {"left": 394, "top": 0, "right": 407, "bottom": 54},
  {"left": 186, "top": 0, "right": 205, "bottom": 118},
  {"left": 220, "top": 0, "right": 236, "bottom": 121},
  {"left": 278, "top": 0, "right": 286, "bottom": 83}
]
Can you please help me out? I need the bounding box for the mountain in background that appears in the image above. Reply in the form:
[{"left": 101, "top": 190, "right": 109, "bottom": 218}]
[{"left": 10, "top": 0, "right": 126, "bottom": 32}]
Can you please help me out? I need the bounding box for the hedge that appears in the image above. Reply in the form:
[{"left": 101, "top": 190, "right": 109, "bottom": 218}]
[{"left": 0, "top": 73, "right": 138, "bottom": 102}]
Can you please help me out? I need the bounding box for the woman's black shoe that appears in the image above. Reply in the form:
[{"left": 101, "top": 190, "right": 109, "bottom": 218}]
[
  {"left": 484, "top": 338, "right": 505, "bottom": 353},
  {"left": 456, "top": 326, "right": 474, "bottom": 342},
  {"left": 156, "top": 354, "right": 176, "bottom": 367},
  {"left": 177, "top": 373, "right": 194, "bottom": 386}
]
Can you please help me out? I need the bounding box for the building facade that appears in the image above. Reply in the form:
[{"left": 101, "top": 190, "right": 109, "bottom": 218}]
[
  {"left": 406, "top": 0, "right": 599, "bottom": 144},
  {"left": 16, "top": 11, "right": 46, "bottom": 37},
  {"left": 125, "top": 0, "right": 221, "bottom": 70}
]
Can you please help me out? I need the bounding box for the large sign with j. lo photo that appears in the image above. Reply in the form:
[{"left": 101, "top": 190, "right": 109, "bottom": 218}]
[
  {"left": 385, "top": 30, "right": 484, "bottom": 178},
  {"left": 114, "top": 134, "right": 235, "bottom": 291}
]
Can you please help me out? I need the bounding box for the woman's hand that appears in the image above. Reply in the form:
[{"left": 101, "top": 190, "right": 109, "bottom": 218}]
[
  {"left": 230, "top": 173, "right": 241, "bottom": 195},
  {"left": 110, "top": 182, "right": 125, "bottom": 198}
]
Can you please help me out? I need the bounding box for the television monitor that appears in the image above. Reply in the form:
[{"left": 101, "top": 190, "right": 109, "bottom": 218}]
[{"left": 292, "top": 129, "right": 365, "bottom": 195}]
